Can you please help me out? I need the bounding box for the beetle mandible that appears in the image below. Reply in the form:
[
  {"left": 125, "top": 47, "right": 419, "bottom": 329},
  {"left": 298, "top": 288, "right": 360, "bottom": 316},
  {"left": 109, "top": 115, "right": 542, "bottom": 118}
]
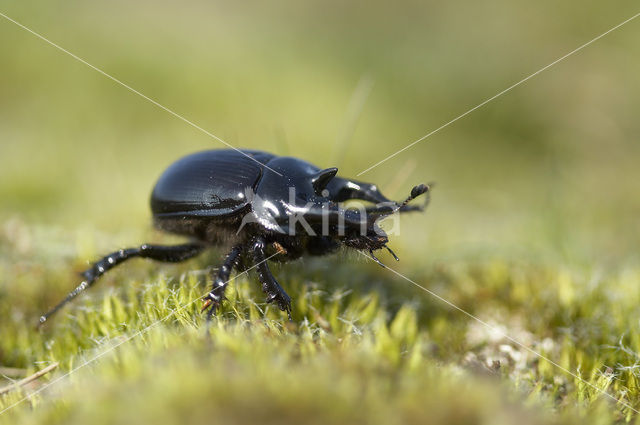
[{"left": 40, "top": 149, "right": 430, "bottom": 323}]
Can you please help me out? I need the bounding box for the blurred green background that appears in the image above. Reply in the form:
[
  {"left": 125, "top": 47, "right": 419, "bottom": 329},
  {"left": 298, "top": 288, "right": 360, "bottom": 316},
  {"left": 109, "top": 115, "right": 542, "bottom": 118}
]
[
  {"left": 1, "top": 0, "right": 639, "bottom": 264},
  {"left": 1, "top": 0, "right": 640, "bottom": 423}
]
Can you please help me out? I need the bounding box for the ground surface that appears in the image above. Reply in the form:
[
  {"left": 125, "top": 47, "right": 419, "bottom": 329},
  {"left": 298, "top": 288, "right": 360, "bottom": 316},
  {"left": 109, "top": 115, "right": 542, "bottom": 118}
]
[
  {"left": 1, "top": 223, "right": 640, "bottom": 424},
  {"left": 1, "top": 1, "right": 640, "bottom": 424}
]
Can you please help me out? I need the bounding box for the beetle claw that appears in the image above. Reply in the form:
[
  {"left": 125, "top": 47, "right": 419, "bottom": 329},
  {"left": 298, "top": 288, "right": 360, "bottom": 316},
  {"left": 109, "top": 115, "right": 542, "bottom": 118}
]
[
  {"left": 278, "top": 300, "right": 293, "bottom": 322},
  {"left": 267, "top": 292, "right": 291, "bottom": 312},
  {"left": 265, "top": 289, "right": 292, "bottom": 320},
  {"left": 285, "top": 306, "right": 293, "bottom": 321}
]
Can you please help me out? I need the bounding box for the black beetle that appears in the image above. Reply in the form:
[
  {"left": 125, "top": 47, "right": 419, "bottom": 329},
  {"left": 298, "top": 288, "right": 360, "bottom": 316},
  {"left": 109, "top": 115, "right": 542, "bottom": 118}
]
[{"left": 40, "top": 149, "right": 429, "bottom": 323}]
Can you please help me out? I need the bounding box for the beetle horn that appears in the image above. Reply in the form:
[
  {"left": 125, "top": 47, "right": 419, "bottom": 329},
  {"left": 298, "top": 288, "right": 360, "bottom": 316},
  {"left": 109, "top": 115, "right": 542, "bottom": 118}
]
[{"left": 311, "top": 167, "right": 338, "bottom": 194}]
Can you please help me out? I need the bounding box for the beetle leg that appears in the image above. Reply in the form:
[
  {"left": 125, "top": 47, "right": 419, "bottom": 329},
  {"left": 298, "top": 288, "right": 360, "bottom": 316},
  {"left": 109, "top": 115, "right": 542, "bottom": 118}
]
[
  {"left": 251, "top": 237, "right": 292, "bottom": 320},
  {"left": 202, "top": 245, "right": 243, "bottom": 320},
  {"left": 39, "top": 243, "right": 205, "bottom": 326}
]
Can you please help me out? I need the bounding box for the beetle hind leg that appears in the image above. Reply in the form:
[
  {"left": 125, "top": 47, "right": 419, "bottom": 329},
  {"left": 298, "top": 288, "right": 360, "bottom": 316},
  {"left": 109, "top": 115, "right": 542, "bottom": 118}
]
[
  {"left": 39, "top": 243, "right": 206, "bottom": 326},
  {"left": 251, "top": 238, "right": 292, "bottom": 320},
  {"left": 202, "top": 245, "right": 243, "bottom": 320}
]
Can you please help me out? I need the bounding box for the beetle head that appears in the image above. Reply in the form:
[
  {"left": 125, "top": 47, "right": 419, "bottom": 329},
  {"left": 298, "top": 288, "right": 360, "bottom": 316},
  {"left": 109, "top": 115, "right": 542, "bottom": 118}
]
[
  {"left": 338, "top": 183, "right": 430, "bottom": 262},
  {"left": 246, "top": 157, "right": 430, "bottom": 245}
]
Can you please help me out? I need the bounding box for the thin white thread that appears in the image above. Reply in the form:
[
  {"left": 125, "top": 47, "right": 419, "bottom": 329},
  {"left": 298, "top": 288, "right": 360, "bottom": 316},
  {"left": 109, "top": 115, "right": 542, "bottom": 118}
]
[
  {"left": 358, "top": 250, "right": 638, "bottom": 414},
  {"left": 0, "top": 251, "right": 280, "bottom": 416},
  {"left": 357, "top": 11, "right": 640, "bottom": 176},
  {"left": 0, "top": 12, "right": 283, "bottom": 177}
]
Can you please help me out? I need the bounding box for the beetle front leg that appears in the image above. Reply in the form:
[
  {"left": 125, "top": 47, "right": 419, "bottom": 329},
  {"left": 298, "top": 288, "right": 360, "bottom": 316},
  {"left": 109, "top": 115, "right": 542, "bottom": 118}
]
[
  {"left": 251, "top": 238, "right": 292, "bottom": 320},
  {"left": 202, "top": 245, "right": 243, "bottom": 320}
]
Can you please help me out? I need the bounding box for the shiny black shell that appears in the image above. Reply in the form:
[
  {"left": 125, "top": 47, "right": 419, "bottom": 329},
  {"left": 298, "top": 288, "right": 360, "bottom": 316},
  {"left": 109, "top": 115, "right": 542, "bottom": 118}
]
[
  {"left": 150, "top": 150, "right": 275, "bottom": 218},
  {"left": 149, "top": 149, "right": 399, "bottom": 243}
]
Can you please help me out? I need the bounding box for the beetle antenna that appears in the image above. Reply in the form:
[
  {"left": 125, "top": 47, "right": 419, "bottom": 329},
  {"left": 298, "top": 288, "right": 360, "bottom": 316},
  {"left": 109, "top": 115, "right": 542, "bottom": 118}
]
[
  {"left": 368, "top": 183, "right": 432, "bottom": 222},
  {"left": 385, "top": 245, "right": 399, "bottom": 261},
  {"left": 399, "top": 182, "right": 432, "bottom": 212},
  {"left": 398, "top": 184, "right": 429, "bottom": 209}
]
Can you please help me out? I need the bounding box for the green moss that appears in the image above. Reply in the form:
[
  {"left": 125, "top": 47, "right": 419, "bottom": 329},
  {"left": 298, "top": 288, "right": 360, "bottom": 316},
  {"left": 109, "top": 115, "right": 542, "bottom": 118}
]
[{"left": 1, "top": 227, "right": 640, "bottom": 424}]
